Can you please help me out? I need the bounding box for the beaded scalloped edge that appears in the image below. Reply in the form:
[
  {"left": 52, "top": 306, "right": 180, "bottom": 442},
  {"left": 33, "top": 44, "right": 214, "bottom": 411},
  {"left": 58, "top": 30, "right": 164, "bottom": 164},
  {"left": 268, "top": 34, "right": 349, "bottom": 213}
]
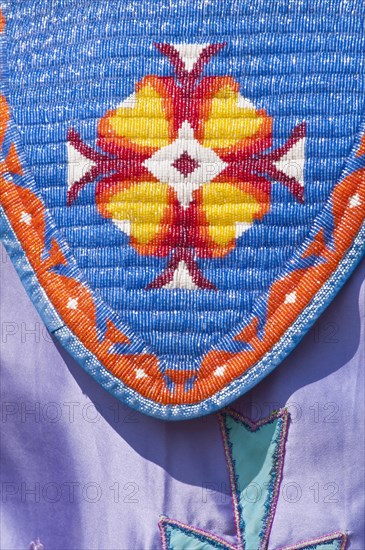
[{"left": 0, "top": 9, "right": 365, "bottom": 418}]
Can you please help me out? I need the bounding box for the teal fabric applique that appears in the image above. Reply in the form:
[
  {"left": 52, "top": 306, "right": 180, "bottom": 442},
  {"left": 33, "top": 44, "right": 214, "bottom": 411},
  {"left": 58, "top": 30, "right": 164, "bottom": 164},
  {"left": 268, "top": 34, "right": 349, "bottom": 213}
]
[{"left": 159, "top": 409, "right": 347, "bottom": 550}]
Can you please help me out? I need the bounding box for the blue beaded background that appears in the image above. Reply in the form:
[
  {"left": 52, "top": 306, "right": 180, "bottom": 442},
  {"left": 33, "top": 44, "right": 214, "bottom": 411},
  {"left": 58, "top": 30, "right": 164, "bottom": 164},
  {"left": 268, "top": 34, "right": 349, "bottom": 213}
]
[{"left": 3, "top": 0, "right": 365, "bottom": 371}]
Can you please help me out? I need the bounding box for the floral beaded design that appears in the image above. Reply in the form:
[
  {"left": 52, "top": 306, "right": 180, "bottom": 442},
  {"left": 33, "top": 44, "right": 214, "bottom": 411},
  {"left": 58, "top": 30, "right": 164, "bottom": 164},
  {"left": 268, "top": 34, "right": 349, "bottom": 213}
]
[
  {"left": 67, "top": 43, "right": 305, "bottom": 290},
  {"left": 1, "top": 8, "right": 365, "bottom": 417}
]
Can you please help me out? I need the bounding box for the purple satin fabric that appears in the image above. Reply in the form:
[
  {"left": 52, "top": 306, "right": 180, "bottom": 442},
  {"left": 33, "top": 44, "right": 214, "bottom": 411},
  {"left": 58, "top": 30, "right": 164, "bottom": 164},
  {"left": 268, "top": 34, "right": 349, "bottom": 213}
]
[{"left": 1, "top": 245, "right": 364, "bottom": 549}]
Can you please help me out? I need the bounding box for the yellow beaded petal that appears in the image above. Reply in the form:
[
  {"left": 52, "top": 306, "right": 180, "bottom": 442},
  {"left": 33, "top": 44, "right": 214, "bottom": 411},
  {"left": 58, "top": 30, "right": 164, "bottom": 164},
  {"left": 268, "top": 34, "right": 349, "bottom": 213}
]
[
  {"left": 99, "top": 78, "right": 171, "bottom": 150},
  {"left": 200, "top": 182, "right": 262, "bottom": 248},
  {"left": 104, "top": 181, "right": 170, "bottom": 245},
  {"left": 202, "top": 84, "right": 266, "bottom": 150}
]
